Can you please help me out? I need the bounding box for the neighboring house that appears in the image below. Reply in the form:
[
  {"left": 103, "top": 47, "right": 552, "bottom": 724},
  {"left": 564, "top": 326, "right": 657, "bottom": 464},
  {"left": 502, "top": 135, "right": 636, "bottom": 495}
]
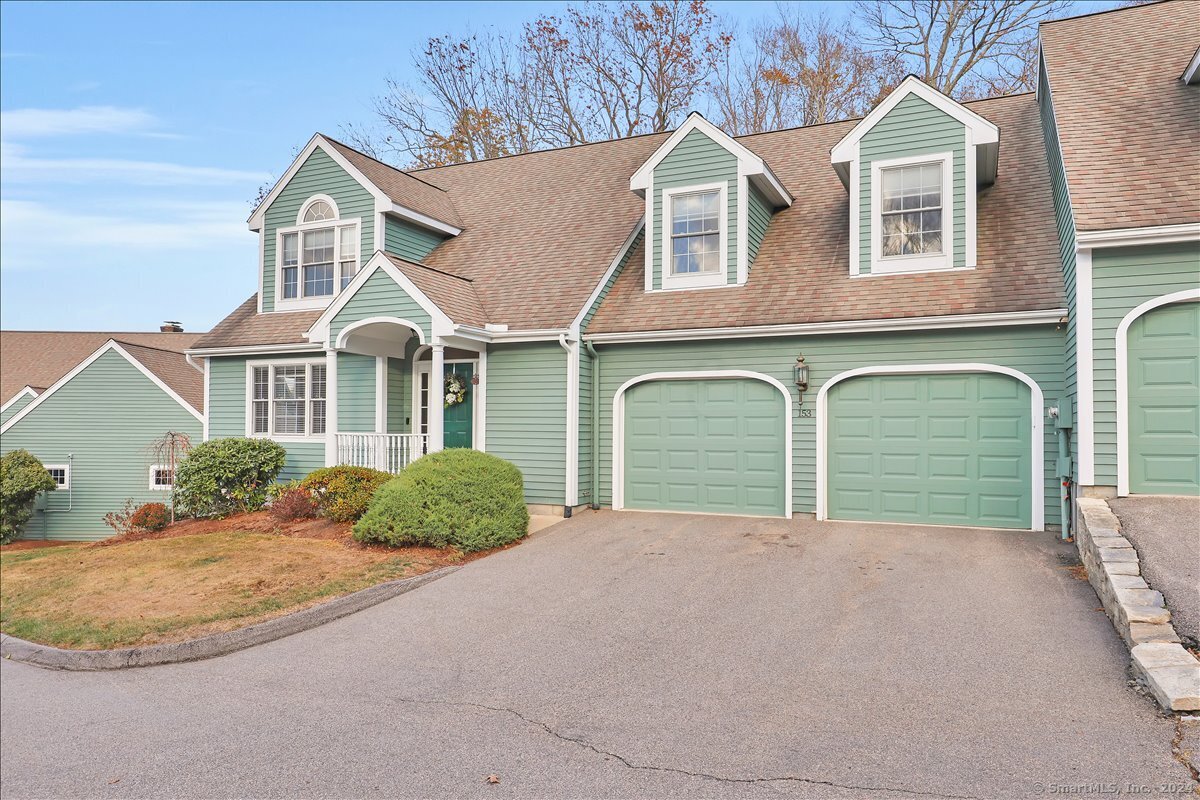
[
  {"left": 0, "top": 330, "right": 205, "bottom": 539},
  {"left": 187, "top": 2, "right": 1198, "bottom": 534}
]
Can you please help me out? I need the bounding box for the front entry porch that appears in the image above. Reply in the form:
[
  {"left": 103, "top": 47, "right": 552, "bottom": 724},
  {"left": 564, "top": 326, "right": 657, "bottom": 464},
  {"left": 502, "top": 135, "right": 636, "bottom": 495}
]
[{"left": 329, "top": 320, "right": 482, "bottom": 474}]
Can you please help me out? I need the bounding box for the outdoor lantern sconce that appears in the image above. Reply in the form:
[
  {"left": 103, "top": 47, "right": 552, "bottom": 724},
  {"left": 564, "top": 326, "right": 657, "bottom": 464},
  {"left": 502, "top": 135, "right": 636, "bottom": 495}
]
[{"left": 794, "top": 355, "right": 810, "bottom": 405}]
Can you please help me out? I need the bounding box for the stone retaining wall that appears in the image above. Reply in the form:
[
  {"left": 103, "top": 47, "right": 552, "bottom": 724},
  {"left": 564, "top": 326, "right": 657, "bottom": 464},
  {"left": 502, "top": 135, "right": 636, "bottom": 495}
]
[{"left": 1075, "top": 498, "right": 1199, "bottom": 712}]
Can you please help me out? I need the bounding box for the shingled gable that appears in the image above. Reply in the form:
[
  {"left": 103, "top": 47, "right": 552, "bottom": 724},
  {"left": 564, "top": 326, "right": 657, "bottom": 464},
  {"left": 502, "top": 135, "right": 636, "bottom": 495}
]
[
  {"left": 247, "top": 133, "right": 462, "bottom": 237},
  {"left": 830, "top": 76, "right": 1000, "bottom": 186}
]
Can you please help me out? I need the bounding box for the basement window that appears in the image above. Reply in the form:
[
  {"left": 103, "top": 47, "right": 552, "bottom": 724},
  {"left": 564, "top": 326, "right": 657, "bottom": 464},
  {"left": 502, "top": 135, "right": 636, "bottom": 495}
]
[
  {"left": 149, "top": 465, "right": 174, "bottom": 491},
  {"left": 45, "top": 464, "right": 70, "bottom": 490}
]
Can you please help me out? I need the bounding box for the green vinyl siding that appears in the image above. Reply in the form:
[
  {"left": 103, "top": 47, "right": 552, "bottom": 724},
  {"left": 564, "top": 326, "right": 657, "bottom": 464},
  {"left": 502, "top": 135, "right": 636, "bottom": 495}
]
[
  {"left": 327, "top": 268, "right": 432, "bottom": 346},
  {"left": 262, "top": 147, "right": 374, "bottom": 314},
  {"left": 594, "top": 324, "right": 1066, "bottom": 527},
  {"left": 1126, "top": 301, "right": 1199, "bottom": 494},
  {"left": 1038, "top": 62, "right": 1079, "bottom": 480},
  {"left": 1092, "top": 241, "right": 1200, "bottom": 486},
  {"left": 828, "top": 373, "right": 1032, "bottom": 528},
  {"left": 384, "top": 217, "right": 444, "bottom": 263},
  {"left": 746, "top": 184, "right": 773, "bottom": 268},
  {"left": 624, "top": 378, "right": 786, "bottom": 516},
  {"left": 206, "top": 354, "right": 327, "bottom": 481},
  {"left": 337, "top": 352, "right": 376, "bottom": 432},
  {"left": 858, "top": 93, "right": 966, "bottom": 274},
  {"left": 0, "top": 350, "right": 202, "bottom": 540},
  {"left": 1, "top": 392, "right": 35, "bottom": 425},
  {"left": 485, "top": 342, "right": 567, "bottom": 505},
  {"left": 651, "top": 129, "right": 738, "bottom": 289},
  {"left": 387, "top": 340, "right": 419, "bottom": 434}
]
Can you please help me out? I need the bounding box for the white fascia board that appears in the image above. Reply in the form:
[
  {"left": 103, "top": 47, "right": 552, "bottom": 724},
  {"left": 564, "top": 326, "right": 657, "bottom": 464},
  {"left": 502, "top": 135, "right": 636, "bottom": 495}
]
[
  {"left": 1183, "top": 46, "right": 1200, "bottom": 84},
  {"left": 187, "top": 343, "right": 324, "bottom": 357},
  {"left": 376, "top": 199, "right": 462, "bottom": 237},
  {"left": 630, "top": 113, "right": 792, "bottom": 206},
  {"left": 452, "top": 325, "right": 569, "bottom": 344},
  {"left": 1076, "top": 223, "right": 1200, "bottom": 248},
  {"left": 305, "top": 252, "right": 455, "bottom": 346},
  {"left": 570, "top": 217, "right": 646, "bottom": 337},
  {"left": 583, "top": 308, "right": 1067, "bottom": 344},
  {"left": 1, "top": 341, "right": 202, "bottom": 434},
  {"left": 831, "top": 76, "right": 1000, "bottom": 167},
  {"left": 0, "top": 386, "right": 39, "bottom": 414}
]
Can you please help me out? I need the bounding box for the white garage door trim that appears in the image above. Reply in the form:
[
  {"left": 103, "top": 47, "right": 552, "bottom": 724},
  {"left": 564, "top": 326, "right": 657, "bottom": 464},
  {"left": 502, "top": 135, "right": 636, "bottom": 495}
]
[
  {"left": 612, "top": 370, "right": 793, "bottom": 518},
  {"left": 816, "top": 363, "right": 1045, "bottom": 531},
  {"left": 1115, "top": 289, "right": 1200, "bottom": 497}
]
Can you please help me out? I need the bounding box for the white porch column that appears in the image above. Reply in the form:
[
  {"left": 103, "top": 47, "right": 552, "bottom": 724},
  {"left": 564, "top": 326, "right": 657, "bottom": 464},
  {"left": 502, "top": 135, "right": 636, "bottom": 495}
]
[
  {"left": 325, "top": 348, "right": 339, "bottom": 466},
  {"left": 429, "top": 343, "right": 445, "bottom": 452}
]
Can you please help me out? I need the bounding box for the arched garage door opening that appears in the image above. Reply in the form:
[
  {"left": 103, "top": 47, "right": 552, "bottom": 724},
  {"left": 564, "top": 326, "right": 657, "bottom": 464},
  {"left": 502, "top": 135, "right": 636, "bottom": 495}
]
[
  {"left": 817, "top": 365, "right": 1044, "bottom": 531},
  {"left": 1118, "top": 294, "right": 1200, "bottom": 496},
  {"left": 613, "top": 372, "right": 792, "bottom": 518}
]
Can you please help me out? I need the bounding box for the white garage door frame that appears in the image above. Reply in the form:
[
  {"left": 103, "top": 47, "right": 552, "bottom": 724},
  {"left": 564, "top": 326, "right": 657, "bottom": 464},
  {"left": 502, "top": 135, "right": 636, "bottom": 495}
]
[
  {"left": 1115, "top": 289, "right": 1200, "bottom": 497},
  {"left": 612, "top": 370, "right": 793, "bottom": 518},
  {"left": 815, "top": 363, "right": 1045, "bottom": 531}
]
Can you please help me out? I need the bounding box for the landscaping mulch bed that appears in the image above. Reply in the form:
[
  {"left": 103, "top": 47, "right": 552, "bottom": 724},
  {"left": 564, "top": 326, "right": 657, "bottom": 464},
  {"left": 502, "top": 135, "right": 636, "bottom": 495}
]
[{"left": 0, "top": 540, "right": 73, "bottom": 552}]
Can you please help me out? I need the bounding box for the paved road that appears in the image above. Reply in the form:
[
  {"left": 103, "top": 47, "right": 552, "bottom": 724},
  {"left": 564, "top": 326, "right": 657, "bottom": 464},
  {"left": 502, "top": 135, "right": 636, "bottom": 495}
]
[
  {"left": 2, "top": 512, "right": 1194, "bottom": 799},
  {"left": 1110, "top": 495, "right": 1200, "bottom": 646}
]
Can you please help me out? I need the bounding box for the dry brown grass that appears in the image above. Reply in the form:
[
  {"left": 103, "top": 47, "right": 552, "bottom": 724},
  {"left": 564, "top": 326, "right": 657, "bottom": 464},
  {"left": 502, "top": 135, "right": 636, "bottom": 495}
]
[{"left": 0, "top": 531, "right": 465, "bottom": 649}]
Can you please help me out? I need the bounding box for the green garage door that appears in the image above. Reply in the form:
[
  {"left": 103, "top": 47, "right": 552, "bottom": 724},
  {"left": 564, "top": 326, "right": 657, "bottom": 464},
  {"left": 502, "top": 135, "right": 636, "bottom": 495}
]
[
  {"left": 624, "top": 378, "right": 786, "bottom": 516},
  {"left": 828, "top": 373, "right": 1032, "bottom": 528},
  {"left": 1128, "top": 301, "right": 1200, "bottom": 495}
]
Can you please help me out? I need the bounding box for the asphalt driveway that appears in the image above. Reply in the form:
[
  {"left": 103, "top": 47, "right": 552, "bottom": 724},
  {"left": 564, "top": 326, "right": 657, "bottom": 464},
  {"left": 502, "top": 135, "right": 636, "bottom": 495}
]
[{"left": 1, "top": 512, "right": 1194, "bottom": 799}]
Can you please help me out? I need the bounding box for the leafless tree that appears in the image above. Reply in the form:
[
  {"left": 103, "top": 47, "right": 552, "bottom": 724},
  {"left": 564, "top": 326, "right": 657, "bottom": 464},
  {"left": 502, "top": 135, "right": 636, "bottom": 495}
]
[
  {"left": 857, "top": 0, "right": 1071, "bottom": 99},
  {"left": 146, "top": 430, "right": 192, "bottom": 523},
  {"left": 712, "top": 12, "right": 900, "bottom": 135}
]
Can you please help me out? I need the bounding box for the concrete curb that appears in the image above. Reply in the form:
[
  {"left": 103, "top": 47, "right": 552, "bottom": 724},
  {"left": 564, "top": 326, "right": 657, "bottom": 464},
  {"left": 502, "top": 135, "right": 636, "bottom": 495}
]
[
  {"left": 1076, "top": 498, "right": 1199, "bottom": 712},
  {"left": 0, "top": 565, "right": 460, "bottom": 672}
]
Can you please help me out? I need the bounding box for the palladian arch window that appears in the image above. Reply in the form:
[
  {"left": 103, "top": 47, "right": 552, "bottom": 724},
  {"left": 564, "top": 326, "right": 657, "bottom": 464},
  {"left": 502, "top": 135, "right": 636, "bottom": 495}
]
[{"left": 278, "top": 197, "right": 360, "bottom": 303}]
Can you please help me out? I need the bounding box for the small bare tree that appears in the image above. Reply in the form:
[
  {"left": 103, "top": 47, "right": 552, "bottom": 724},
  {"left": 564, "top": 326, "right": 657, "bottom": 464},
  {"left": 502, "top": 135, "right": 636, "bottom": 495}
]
[
  {"left": 857, "top": 0, "right": 1071, "bottom": 99},
  {"left": 147, "top": 431, "right": 192, "bottom": 523}
]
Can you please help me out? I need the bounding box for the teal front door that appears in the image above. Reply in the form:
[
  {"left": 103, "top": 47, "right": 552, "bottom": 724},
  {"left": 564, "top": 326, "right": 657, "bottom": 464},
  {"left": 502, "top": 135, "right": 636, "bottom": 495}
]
[
  {"left": 623, "top": 378, "right": 787, "bottom": 517},
  {"left": 827, "top": 372, "right": 1032, "bottom": 529},
  {"left": 1128, "top": 301, "right": 1200, "bottom": 495},
  {"left": 442, "top": 363, "right": 474, "bottom": 449}
]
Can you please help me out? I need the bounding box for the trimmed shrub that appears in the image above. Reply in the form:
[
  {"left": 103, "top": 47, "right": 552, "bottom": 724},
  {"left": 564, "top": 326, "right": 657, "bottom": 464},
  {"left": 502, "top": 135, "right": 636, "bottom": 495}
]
[
  {"left": 353, "top": 449, "right": 528, "bottom": 553},
  {"left": 300, "top": 465, "right": 391, "bottom": 523},
  {"left": 0, "top": 450, "right": 57, "bottom": 544},
  {"left": 130, "top": 502, "right": 171, "bottom": 532},
  {"left": 173, "top": 438, "right": 287, "bottom": 518},
  {"left": 269, "top": 486, "right": 319, "bottom": 521}
]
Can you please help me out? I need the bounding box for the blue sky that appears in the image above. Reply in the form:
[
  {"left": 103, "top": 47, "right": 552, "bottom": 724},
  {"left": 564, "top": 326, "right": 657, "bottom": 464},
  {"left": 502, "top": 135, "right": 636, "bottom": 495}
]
[{"left": 0, "top": 0, "right": 1113, "bottom": 333}]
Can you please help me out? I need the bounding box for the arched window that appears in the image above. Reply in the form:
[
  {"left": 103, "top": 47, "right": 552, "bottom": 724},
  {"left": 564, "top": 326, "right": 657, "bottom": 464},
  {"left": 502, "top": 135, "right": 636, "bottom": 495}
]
[{"left": 278, "top": 196, "right": 360, "bottom": 303}]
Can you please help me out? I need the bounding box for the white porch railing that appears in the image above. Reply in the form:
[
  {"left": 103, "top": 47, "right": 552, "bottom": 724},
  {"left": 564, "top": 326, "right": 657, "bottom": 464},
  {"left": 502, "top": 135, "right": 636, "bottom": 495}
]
[{"left": 335, "top": 433, "right": 428, "bottom": 474}]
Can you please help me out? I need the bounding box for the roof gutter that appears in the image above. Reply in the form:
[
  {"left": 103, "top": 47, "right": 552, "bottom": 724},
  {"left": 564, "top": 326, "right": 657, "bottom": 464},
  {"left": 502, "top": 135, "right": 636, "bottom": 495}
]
[
  {"left": 584, "top": 309, "right": 1068, "bottom": 345},
  {"left": 452, "top": 325, "right": 569, "bottom": 344},
  {"left": 186, "top": 343, "right": 324, "bottom": 357}
]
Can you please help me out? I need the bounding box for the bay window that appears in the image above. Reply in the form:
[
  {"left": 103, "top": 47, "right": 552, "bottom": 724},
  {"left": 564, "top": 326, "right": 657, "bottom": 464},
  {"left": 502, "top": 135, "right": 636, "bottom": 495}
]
[{"left": 249, "top": 362, "right": 327, "bottom": 438}]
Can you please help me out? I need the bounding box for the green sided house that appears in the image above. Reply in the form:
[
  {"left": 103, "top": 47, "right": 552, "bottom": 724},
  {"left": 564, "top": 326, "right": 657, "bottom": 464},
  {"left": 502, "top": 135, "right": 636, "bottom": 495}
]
[
  {"left": 185, "top": 1, "right": 1198, "bottom": 536},
  {"left": 0, "top": 330, "right": 205, "bottom": 539}
]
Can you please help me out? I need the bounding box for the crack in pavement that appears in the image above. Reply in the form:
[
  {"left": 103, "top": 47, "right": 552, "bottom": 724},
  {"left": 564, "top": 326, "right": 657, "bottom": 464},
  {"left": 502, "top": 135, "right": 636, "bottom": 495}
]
[
  {"left": 401, "top": 697, "right": 980, "bottom": 799},
  {"left": 1172, "top": 718, "right": 1200, "bottom": 785}
]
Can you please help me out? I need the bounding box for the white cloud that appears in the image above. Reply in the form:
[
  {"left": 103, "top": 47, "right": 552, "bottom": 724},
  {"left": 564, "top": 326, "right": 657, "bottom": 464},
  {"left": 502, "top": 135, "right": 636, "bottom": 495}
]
[
  {"left": 0, "top": 198, "right": 253, "bottom": 271},
  {"left": 0, "top": 141, "right": 270, "bottom": 186},
  {"left": 0, "top": 105, "right": 170, "bottom": 138}
]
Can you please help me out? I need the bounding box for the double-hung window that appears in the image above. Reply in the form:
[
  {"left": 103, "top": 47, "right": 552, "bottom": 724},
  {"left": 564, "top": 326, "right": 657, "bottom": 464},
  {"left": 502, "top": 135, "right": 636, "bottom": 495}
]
[
  {"left": 250, "top": 362, "right": 327, "bottom": 438},
  {"left": 670, "top": 190, "right": 721, "bottom": 275},
  {"left": 870, "top": 152, "right": 953, "bottom": 274},
  {"left": 277, "top": 198, "right": 359, "bottom": 306}
]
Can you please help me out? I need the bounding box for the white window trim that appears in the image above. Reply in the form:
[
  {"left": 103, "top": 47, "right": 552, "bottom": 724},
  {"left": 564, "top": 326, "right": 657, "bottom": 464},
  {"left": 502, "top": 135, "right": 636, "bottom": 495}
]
[
  {"left": 660, "top": 181, "right": 730, "bottom": 291},
  {"left": 45, "top": 464, "right": 71, "bottom": 491},
  {"left": 148, "top": 465, "right": 174, "bottom": 491},
  {"left": 869, "top": 151, "right": 955, "bottom": 275},
  {"left": 274, "top": 213, "right": 362, "bottom": 312},
  {"left": 245, "top": 358, "right": 329, "bottom": 442}
]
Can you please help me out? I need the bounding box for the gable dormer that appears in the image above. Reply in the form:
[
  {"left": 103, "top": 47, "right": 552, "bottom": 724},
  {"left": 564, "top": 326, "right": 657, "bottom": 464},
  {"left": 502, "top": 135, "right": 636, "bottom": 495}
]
[
  {"left": 248, "top": 134, "right": 462, "bottom": 314},
  {"left": 630, "top": 113, "right": 791, "bottom": 292},
  {"left": 831, "top": 76, "right": 999, "bottom": 276}
]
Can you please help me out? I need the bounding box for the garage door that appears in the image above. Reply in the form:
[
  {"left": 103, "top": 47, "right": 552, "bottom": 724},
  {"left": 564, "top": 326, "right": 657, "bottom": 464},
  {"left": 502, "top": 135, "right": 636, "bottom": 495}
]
[
  {"left": 623, "top": 378, "right": 786, "bottom": 516},
  {"left": 1128, "top": 301, "right": 1200, "bottom": 495},
  {"left": 827, "top": 372, "right": 1032, "bottom": 528}
]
